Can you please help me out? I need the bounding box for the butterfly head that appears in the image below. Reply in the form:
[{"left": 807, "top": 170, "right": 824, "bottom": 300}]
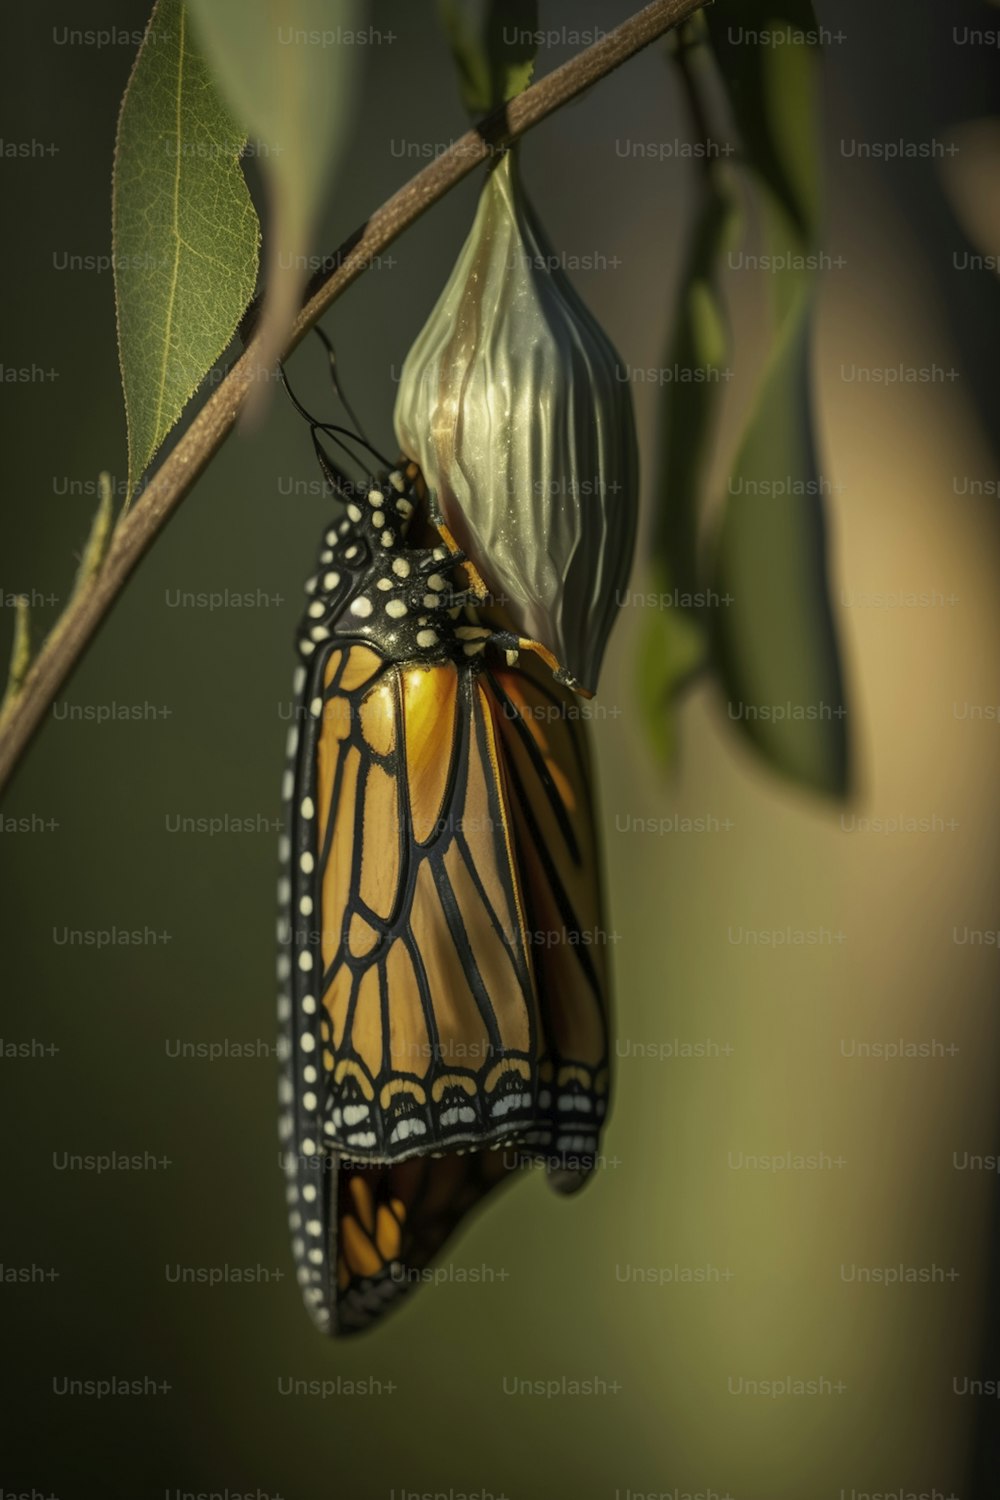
[
  {"left": 297, "top": 461, "right": 497, "bottom": 667},
  {"left": 340, "top": 463, "right": 422, "bottom": 554}
]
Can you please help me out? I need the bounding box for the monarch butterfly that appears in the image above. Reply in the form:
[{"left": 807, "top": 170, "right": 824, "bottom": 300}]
[{"left": 277, "top": 341, "right": 612, "bottom": 1334}]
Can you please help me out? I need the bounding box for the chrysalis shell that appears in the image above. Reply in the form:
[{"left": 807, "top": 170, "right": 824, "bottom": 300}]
[{"left": 393, "top": 151, "right": 638, "bottom": 694}]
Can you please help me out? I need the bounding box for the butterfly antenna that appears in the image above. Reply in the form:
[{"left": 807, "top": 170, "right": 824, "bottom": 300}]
[
  {"left": 280, "top": 341, "right": 394, "bottom": 470},
  {"left": 315, "top": 423, "right": 394, "bottom": 472},
  {"left": 312, "top": 324, "right": 371, "bottom": 448},
  {"left": 278, "top": 360, "right": 320, "bottom": 431},
  {"left": 279, "top": 360, "right": 358, "bottom": 499}
]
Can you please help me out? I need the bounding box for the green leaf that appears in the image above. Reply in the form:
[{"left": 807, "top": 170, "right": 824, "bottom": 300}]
[
  {"left": 113, "top": 0, "right": 260, "bottom": 497},
  {"left": 186, "top": 0, "right": 361, "bottom": 389},
  {"left": 636, "top": 595, "right": 704, "bottom": 766},
  {"left": 706, "top": 2, "right": 821, "bottom": 248},
  {"left": 704, "top": 2, "right": 848, "bottom": 797},
  {"left": 437, "top": 0, "right": 538, "bottom": 115},
  {"left": 711, "top": 293, "right": 848, "bottom": 797},
  {"left": 639, "top": 65, "right": 741, "bottom": 765}
]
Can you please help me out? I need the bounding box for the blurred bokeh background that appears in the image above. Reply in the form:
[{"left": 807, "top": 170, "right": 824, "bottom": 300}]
[{"left": 1, "top": 0, "right": 998, "bottom": 1495}]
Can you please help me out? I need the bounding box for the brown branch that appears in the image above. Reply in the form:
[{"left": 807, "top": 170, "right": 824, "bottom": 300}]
[{"left": 0, "top": 0, "right": 707, "bottom": 793}]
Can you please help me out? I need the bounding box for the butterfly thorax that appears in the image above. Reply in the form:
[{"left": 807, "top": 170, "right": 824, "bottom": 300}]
[{"left": 296, "top": 463, "right": 496, "bottom": 669}]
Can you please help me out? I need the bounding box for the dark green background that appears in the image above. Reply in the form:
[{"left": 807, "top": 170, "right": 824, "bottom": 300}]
[{"left": 1, "top": 2, "right": 998, "bottom": 1496}]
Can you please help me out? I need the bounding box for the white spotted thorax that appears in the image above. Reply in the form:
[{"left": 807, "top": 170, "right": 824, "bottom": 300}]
[{"left": 393, "top": 149, "right": 639, "bottom": 696}]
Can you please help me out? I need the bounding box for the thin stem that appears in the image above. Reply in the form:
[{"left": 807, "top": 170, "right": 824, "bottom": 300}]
[{"left": 0, "top": 0, "right": 706, "bottom": 793}]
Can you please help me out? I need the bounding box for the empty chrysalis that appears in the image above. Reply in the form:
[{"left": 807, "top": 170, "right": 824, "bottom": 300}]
[{"left": 394, "top": 150, "right": 638, "bottom": 696}]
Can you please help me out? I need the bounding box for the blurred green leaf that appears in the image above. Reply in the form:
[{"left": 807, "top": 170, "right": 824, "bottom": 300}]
[
  {"left": 637, "top": 598, "right": 702, "bottom": 766},
  {"left": 437, "top": 0, "right": 538, "bottom": 115},
  {"left": 705, "top": 2, "right": 848, "bottom": 797},
  {"left": 186, "top": 0, "right": 360, "bottom": 392},
  {"left": 112, "top": 0, "right": 260, "bottom": 497},
  {"left": 639, "top": 54, "right": 740, "bottom": 765},
  {"left": 711, "top": 289, "right": 848, "bottom": 796}
]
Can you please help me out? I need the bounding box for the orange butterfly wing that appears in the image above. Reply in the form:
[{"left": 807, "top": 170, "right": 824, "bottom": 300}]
[{"left": 484, "top": 652, "right": 612, "bottom": 1189}]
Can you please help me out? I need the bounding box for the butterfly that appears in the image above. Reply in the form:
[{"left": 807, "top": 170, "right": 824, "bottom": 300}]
[{"left": 276, "top": 338, "right": 612, "bottom": 1334}]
